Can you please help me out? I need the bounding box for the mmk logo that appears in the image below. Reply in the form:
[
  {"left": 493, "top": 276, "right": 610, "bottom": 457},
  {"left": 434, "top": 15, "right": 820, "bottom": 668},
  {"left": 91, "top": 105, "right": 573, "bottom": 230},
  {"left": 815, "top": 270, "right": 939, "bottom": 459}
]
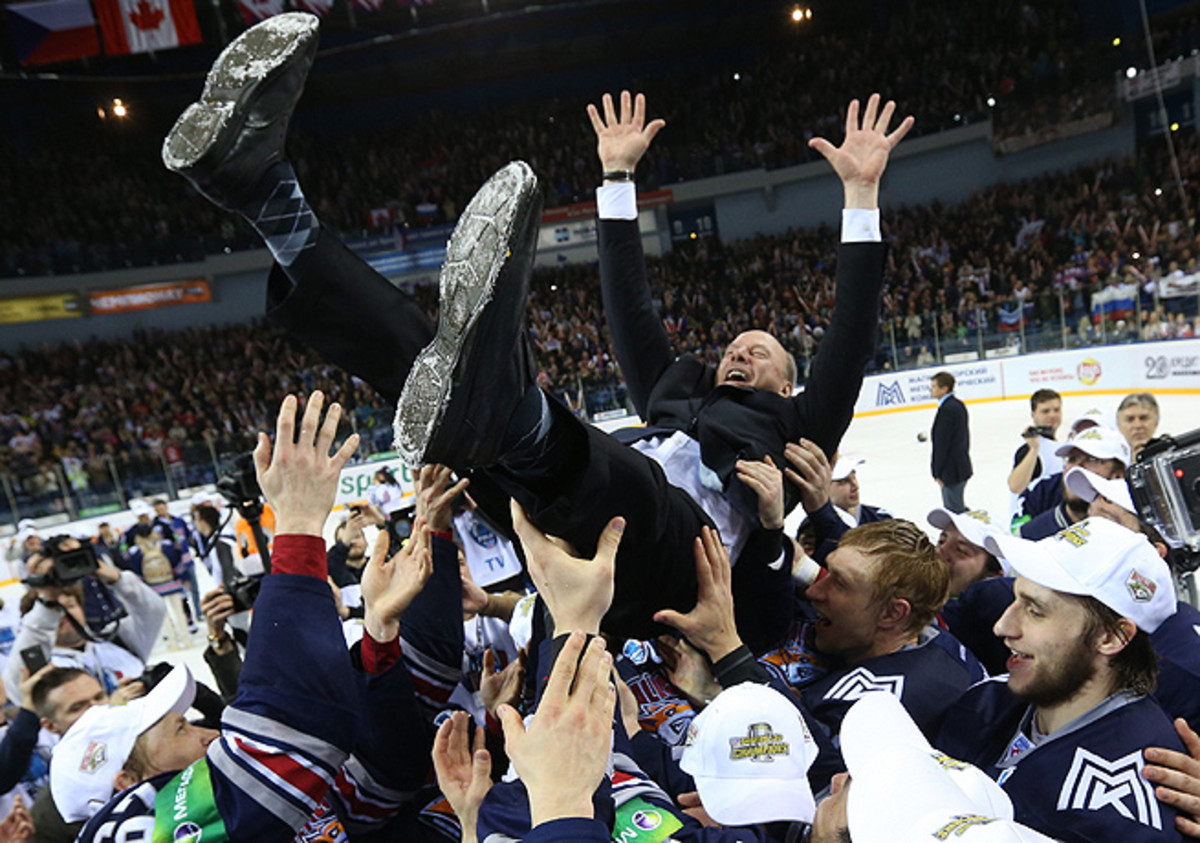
[
  {"left": 1056, "top": 747, "right": 1161, "bottom": 830},
  {"left": 822, "top": 667, "right": 905, "bottom": 702},
  {"left": 876, "top": 381, "right": 905, "bottom": 406}
]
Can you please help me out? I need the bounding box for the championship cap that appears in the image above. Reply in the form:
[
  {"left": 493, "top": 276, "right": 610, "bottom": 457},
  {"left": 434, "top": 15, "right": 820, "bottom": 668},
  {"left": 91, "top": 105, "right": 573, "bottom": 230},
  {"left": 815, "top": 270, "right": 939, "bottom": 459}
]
[
  {"left": 1054, "top": 426, "right": 1130, "bottom": 467},
  {"left": 679, "top": 682, "right": 819, "bottom": 825},
  {"left": 129, "top": 499, "right": 153, "bottom": 518},
  {"left": 841, "top": 694, "right": 1053, "bottom": 843},
  {"left": 983, "top": 518, "right": 1174, "bottom": 633},
  {"left": 1064, "top": 466, "right": 1136, "bottom": 515},
  {"left": 927, "top": 508, "right": 1005, "bottom": 550},
  {"left": 51, "top": 665, "right": 196, "bottom": 822},
  {"left": 17, "top": 518, "right": 36, "bottom": 530},
  {"left": 831, "top": 455, "right": 866, "bottom": 482},
  {"left": 1067, "top": 408, "right": 1110, "bottom": 435}
]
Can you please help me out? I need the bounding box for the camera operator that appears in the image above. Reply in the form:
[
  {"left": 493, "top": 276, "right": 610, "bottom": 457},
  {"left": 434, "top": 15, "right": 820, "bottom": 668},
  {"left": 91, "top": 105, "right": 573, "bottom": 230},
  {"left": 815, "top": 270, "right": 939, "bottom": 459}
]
[
  {"left": 4, "top": 538, "right": 165, "bottom": 708},
  {"left": 1006, "top": 389, "right": 1063, "bottom": 495}
]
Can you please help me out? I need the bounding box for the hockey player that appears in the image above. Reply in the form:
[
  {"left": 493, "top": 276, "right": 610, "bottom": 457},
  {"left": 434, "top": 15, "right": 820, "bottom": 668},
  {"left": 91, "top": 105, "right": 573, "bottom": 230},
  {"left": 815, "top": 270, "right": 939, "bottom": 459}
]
[
  {"left": 48, "top": 393, "right": 437, "bottom": 842},
  {"left": 936, "top": 517, "right": 1186, "bottom": 842}
]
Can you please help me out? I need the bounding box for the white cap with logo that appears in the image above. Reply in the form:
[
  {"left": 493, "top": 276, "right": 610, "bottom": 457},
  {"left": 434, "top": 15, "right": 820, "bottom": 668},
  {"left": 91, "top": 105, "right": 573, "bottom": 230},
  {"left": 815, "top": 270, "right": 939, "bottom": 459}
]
[
  {"left": 1064, "top": 466, "right": 1136, "bottom": 515},
  {"left": 927, "top": 508, "right": 1005, "bottom": 550},
  {"left": 51, "top": 665, "right": 196, "bottom": 822},
  {"left": 841, "top": 693, "right": 1054, "bottom": 842},
  {"left": 983, "top": 517, "right": 1175, "bottom": 633},
  {"left": 1054, "top": 426, "right": 1131, "bottom": 467},
  {"left": 679, "top": 682, "right": 819, "bottom": 825},
  {"left": 129, "top": 499, "right": 153, "bottom": 518}
]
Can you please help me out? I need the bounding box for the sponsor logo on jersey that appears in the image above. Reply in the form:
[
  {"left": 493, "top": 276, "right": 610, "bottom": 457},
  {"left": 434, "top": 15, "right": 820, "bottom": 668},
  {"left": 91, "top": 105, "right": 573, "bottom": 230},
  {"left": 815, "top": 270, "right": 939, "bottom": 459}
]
[
  {"left": 728, "top": 723, "right": 789, "bottom": 762},
  {"left": 632, "top": 809, "right": 663, "bottom": 830},
  {"left": 81, "top": 741, "right": 106, "bottom": 773},
  {"left": 173, "top": 821, "right": 203, "bottom": 843},
  {"left": 821, "top": 666, "right": 905, "bottom": 702},
  {"left": 1126, "top": 569, "right": 1156, "bottom": 603},
  {"left": 933, "top": 815, "right": 993, "bottom": 839},
  {"left": 1056, "top": 747, "right": 1161, "bottom": 830}
]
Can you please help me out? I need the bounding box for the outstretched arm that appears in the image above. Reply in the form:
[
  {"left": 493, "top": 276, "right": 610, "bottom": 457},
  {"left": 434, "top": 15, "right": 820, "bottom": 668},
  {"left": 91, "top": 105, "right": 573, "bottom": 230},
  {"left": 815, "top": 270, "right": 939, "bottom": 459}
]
[
  {"left": 797, "top": 95, "right": 914, "bottom": 457},
  {"left": 590, "top": 91, "right": 675, "bottom": 419}
]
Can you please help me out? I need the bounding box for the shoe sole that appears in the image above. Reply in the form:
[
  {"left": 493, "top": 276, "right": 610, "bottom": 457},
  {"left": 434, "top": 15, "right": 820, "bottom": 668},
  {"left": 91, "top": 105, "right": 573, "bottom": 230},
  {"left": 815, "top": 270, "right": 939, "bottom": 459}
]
[
  {"left": 393, "top": 161, "right": 537, "bottom": 466},
  {"left": 162, "top": 13, "right": 318, "bottom": 174}
]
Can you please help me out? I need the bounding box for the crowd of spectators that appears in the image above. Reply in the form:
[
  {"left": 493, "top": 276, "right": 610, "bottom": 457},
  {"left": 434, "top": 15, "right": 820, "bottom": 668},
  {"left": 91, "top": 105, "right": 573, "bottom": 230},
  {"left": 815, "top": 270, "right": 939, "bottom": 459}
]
[
  {"left": 6, "top": 0, "right": 1187, "bottom": 276},
  {"left": 5, "top": 119, "right": 1200, "bottom": 520}
]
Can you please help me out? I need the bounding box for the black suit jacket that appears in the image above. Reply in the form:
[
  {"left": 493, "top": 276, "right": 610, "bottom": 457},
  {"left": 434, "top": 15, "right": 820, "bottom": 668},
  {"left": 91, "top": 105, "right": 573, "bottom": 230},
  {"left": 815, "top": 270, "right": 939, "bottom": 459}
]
[
  {"left": 931, "top": 393, "right": 972, "bottom": 484},
  {"left": 597, "top": 218, "right": 885, "bottom": 518}
]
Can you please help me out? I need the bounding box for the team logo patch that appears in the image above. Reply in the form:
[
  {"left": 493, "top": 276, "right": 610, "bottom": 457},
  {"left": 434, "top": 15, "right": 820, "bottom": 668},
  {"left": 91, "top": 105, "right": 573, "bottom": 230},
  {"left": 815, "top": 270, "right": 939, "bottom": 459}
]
[
  {"left": 1056, "top": 748, "right": 1161, "bottom": 830},
  {"left": 468, "top": 521, "right": 498, "bottom": 549},
  {"left": 729, "top": 723, "right": 790, "bottom": 762},
  {"left": 933, "top": 815, "right": 994, "bottom": 839},
  {"left": 822, "top": 667, "right": 905, "bottom": 702},
  {"left": 173, "top": 821, "right": 203, "bottom": 843},
  {"left": 623, "top": 639, "right": 650, "bottom": 665},
  {"left": 1126, "top": 570, "right": 1156, "bottom": 603},
  {"left": 80, "top": 741, "right": 106, "bottom": 774}
]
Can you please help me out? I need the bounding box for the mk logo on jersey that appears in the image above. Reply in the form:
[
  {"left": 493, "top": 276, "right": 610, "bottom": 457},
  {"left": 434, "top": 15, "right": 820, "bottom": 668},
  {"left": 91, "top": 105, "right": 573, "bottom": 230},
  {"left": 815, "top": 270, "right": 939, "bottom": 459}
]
[
  {"left": 1056, "top": 748, "right": 1161, "bottom": 830},
  {"left": 822, "top": 667, "right": 905, "bottom": 702}
]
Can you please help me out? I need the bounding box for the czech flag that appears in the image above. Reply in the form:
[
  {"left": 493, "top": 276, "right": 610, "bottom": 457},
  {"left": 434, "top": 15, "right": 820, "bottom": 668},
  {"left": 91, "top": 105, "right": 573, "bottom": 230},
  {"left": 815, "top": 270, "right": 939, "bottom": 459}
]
[{"left": 4, "top": 0, "right": 99, "bottom": 66}]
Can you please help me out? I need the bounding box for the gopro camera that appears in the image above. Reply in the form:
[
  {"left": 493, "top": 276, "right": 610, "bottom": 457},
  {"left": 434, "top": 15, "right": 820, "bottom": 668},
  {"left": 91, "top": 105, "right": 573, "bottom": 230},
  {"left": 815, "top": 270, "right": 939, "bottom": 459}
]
[{"left": 1127, "top": 428, "right": 1200, "bottom": 560}]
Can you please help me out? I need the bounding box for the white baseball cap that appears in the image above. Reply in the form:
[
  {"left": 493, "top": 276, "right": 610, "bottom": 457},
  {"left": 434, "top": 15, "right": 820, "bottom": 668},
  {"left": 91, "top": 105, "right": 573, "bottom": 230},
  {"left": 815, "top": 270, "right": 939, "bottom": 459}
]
[
  {"left": 51, "top": 665, "right": 196, "bottom": 822},
  {"left": 831, "top": 455, "right": 865, "bottom": 482},
  {"left": 18, "top": 518, "right": 37, "bottom": 530},
  {"left": 679, "top": 682, "right": 819, "bottom": 825},
  {"left": 189, "top": 492, "right": 213, "bottom": 508},
  {"left": 129, "top": 500, "right": 153, "bottom": 517},
  {"left": 983, "top": 518, "right": 1175, "bottom": 633},
  {"left": 1064, "top": 466, "right": 1136, "bottom": 515},
  {"left": 841, "top": 694, "right": 1052, "bottom": 843},
  {"left": 1055, "top": 426, "right": 1130, "bottom": 467},
  {"left": 1068, "top": 408, "right": 1110, "bottom": 435},
  {"left": 927, "top": 508, "right": 1005, "bottom": 550}
]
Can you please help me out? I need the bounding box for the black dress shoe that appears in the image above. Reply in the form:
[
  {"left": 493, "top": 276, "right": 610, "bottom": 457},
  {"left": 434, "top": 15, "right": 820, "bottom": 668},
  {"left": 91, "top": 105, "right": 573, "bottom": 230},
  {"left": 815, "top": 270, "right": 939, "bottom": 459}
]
[
  {"left": 393, "top": 161, "right": 542, "bottom": 469},
  {"left": 161, "top": 13, "right": 319, "bottom": 209}
]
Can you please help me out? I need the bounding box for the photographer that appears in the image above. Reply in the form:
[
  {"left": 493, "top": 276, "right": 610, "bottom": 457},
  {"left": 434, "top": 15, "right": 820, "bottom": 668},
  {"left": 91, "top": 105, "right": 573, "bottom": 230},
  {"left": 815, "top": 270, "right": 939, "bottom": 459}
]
[
  {"left": 4, "top": 538, "right": 165, "bottom": 708},
  {"left": 1006, "top": 389, "right": 1063, "bottom": 495}
]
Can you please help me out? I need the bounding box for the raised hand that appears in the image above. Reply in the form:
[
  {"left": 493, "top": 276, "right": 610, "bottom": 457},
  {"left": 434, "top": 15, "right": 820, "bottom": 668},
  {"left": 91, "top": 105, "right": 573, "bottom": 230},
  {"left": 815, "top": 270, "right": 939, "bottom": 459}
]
[
  {"left": 652, "top": 526, "right": 741, "bottom": 663},
  {"left": 784, "top": 438, "right": 833, "bottom": 514},
  {"left": 432, "top": 711, "right": 492, "bottom": 843},
  {"left": 361, "top": 519, "right": 433, "bottom": 642},
  {"left": 497, "top": 631, "right": 615, "bottom": 827},
  {"left": 808, "top": 93, "right": 915, "bottom": 209},
  {"left": 479, "top": 648, "right": 526, "bottom": 721},
  {"left": 656, "top": 635, "right": 721, "bottom": 708},
  {"left": 511, "top": 500, "right": 623, "bottom": 636},
  {"left": 415, "top": 464, "right": 469, "bottom": 533},
  {"left": 252, "top": 392, "right": 359, "bottom": 537},
  {"left": 586, "top": 90, "right": 666, "bottom": 174},
  {"left": 735, "top": 455, "right": 785, "bottom": 530}
]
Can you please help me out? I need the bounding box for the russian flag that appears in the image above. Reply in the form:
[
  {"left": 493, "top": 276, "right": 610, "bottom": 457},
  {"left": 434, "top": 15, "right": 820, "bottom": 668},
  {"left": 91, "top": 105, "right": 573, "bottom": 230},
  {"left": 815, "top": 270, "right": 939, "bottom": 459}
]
[{"left": 4, "top": 0, "right": 99, "bottom": 66}]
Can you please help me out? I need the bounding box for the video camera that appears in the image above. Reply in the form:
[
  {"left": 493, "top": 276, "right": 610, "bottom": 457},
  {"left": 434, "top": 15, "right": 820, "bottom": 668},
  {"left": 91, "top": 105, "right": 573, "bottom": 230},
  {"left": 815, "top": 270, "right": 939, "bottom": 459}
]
[
  {"left": 23, "top": 536, "right": 100, "bottom": 588},
  {"left": 1022, "top": 425, "right": 1056, "bottom": 439},
  {"left": 216, "top": 452, "right": 262, "bottom": 507},
  {"left": 1127, "top": 428, "right": 1200, "bottom": 572}
]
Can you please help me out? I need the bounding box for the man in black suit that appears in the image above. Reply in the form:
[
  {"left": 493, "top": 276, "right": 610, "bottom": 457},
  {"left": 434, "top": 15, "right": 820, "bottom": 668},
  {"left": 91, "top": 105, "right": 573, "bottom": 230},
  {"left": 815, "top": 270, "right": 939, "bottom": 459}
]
[
  {"left": 162, "top": 15, "right": 912, "bottom": 638},
  {"left": 930, "top": 371, "right": 972, "bottom": 513}
]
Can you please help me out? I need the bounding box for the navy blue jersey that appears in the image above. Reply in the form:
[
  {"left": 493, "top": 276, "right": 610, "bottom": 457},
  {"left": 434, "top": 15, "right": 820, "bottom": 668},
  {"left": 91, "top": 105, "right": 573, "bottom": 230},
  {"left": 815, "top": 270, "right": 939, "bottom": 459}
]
[
  {"left": 799, "top": 626, "right": 984, "bottom": 741},
  {"left": 937, "top": 680, "right": 1184, "bottom": 842},
  {"left": 942, "top": 577, "right": 1016, "bottom": 676},
  {"left": 1019, "top": 503, "right": 1076, "bottom": 540},
  {"left": 1012, "top": 473, "right": 1064, "bottom": 532},
  {"left": 1150, "top": 601, "right": 1200, "bottom": 733}
]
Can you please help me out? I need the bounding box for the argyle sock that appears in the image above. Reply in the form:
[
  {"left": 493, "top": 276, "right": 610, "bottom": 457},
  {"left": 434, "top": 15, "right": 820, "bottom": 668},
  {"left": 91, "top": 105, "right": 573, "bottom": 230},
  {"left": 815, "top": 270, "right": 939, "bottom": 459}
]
[{"left": 236, "top": 160, "right": 318, "bottom": 267}]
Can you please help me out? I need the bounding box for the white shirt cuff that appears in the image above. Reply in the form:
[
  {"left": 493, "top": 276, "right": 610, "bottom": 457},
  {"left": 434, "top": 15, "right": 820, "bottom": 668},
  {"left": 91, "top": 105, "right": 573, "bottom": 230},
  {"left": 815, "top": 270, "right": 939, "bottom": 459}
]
[
  {"left": 597, "top": 182, "right": 638, "bottom": 221},
  {"left": 842, "top": 208, "right": 881, "bottom": 243}
]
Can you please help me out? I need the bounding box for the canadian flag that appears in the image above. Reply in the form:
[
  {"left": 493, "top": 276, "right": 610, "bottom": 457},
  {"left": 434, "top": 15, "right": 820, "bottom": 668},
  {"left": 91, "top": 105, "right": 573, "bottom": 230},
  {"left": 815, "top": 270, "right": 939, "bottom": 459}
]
[{"left": 94, "top": 0, "right": 201, "bottom": 55}]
